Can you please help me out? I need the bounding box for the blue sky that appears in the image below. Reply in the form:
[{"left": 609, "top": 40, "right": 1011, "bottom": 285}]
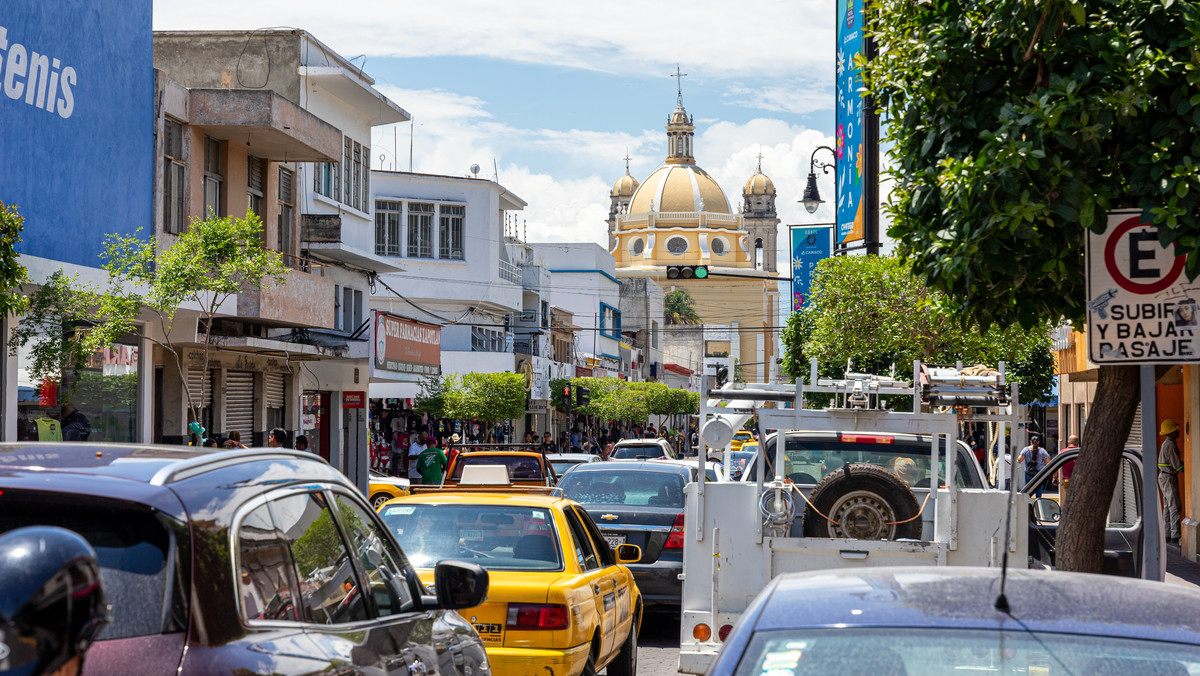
[{"left": 154, "top": 0, "right": 840, "bottom": 255}]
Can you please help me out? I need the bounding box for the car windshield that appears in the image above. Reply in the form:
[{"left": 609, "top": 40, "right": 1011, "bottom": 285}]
[
  {"left": 612, "top": 444, "right": 665, "bottom": 459},
  {"left": 0, "top": 490, "right": 185, "bottom": 640},
  {"left": 551, "top": 460, "right": 583, "bottom": 475},
  {"left": 378, "top": 504, "right": 563, "bottom": 571},
  {"left": 451, "top": 455, "right": 544, "bottom": 480},
  {"left": 728, "top": 451, "right": 756, "bottom": 480},
  {"left": 748, "top": 437, "right": 982, "bottom": 489},
  {"left": 559, "top": 470, "right": 687, "bottom": 507},
  {"left": 733, "top": 628, "right": 1200, "bottom": 676}
]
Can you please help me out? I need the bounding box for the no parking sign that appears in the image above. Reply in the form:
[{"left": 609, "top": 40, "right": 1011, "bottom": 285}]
[{"left": 1086, "top": 210, "right": 1199, "bottom": 363}]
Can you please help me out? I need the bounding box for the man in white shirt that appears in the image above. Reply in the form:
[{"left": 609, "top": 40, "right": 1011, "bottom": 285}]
[{"left": 408, "top": 431, "right": 427, "bottom": 482}]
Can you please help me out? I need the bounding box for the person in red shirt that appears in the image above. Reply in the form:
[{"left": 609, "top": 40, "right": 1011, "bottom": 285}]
[{"left": 1058, "top": 434, "right": 1080, "bottom": 501}]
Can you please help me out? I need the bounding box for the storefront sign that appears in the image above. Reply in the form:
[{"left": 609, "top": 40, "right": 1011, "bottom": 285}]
[
  {"left": 342, "top": 391, "right": 365, "bottom": 409},
  {"left": 791, "top": 225, "right": 833, "bottom": 311},
  {"left": 374, "top": 312, "right": 441, "bottom": 376},
  {"left": 1086, "top": 210, "right": 1200, "bottom": 364},
  {"left": 526, "top": 399, "right": 549, "bottom": 415}
]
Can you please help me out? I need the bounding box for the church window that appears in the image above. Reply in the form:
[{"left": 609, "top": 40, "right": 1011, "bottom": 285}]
[
  {"left": 666, "top": 237, "right": 688, "bottom": 255},
  {"left": 676, "top": 138, "right": 684, "bottom": 155},
  {"left": 630, "top": 238, "right": 645, "bottom": 256},
  {"left": 755, "top": 238, "right": 764, "bottom": 270},
  {"left": 711, "top": 237, "right": 727, "bottom": 255}
]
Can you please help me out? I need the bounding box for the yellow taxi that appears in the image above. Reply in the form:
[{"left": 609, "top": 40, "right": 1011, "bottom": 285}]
[
  {"left": 730, "top": 430, "right": 756, "bottom": 452},
  {"left": 443, "top": 451, "right": 557, "bottom": 487},
  {"left": 378, "top": 489, "right": 642, "bottom": 676},
  {"left": 368, "top": 470, "right": 410, "bottom": 509}
]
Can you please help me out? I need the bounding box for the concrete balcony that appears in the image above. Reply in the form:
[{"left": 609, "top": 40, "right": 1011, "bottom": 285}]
[
  {"left": 301, "top": 214, "right": 404, "bottom": 274},
  {"left": 188, "top": 88, "right": 341, "bottom": 162},
  {"left": 238, "top": 268, "right": 336, "bottom": 329}
]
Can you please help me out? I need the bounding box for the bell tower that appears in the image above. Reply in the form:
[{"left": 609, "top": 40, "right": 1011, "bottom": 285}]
[
  {"left": 742, "top": 152, "right": 779, "bottom": 272},
  {"left": 607, "top": 153, "right": 638, "bottom": 250}
]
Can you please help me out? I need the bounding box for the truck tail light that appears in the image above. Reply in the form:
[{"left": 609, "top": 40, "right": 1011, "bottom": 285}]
[
  {"left": 693, "top": 623, "right": 712, "bottom": 641},
  {"left": 664, "top": 513, "right": 685, "bottom": 549},
  {"left": 507, "top": 603, "right": 569, "bottom": 630},
  {"left": 837, "top": 433, "right": 894, "bottom": 444},
  {"left": 718, "top": 624, "right": 733, "bottom": 641}
]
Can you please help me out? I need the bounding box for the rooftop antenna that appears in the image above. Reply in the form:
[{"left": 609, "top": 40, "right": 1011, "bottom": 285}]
[
  {"left": 671, "top": 64, "right": 687, "bottom": 103},
  {"left": 493, "top": 159, "right": 499, "bottom": 183}
]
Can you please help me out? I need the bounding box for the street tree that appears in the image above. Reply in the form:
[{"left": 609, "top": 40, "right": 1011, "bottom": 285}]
[
  {"left": 780, "top": 255, "right": 1055, "bottom": 403},
  {"left": 14, "top": 214, "right": 286, "bottom": 438},
  {"left": 414, "top": 374, "right": 448, "bottom": 419},
  {"left": 444, "top": 372, "right": 526, "bottom": 424},
  {"left": 664, "top": 288, "right": 702, "bottom": 325},
  {"left": 0, "top": 203, "right": 30, "bottom": 318},
  {"left": 866, "top": 0, "right": 1200, "bottom": 571}
]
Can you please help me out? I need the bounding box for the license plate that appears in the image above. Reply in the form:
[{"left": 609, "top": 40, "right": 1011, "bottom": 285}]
[{"left": 604, "top": 534, "right": 626, "bottom": 548}]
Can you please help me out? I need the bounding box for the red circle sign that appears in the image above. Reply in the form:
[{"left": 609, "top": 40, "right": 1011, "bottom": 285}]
[{"left": 1103, "top": 216, "right": 1185, "bottom": 294}]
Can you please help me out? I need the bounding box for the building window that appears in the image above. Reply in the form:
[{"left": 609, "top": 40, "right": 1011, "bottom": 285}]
[
  {"left": 203, "top": 136, "right": 222, "bottom": 218},
  {"left": 407, "top": 203, "right": 434, "bottom": 258},
  {"left": 666, "top": 236, "right": 688, "bottom": 255},
  {"left": 342, "top": 286, "right": 363, "bottom": 334},
  {"left": 163, "top": 118, "right": 186, "bottom": 234},
  {"left": 600, "top": 303, "right": 621, "bottom": 339},
  {"left": 352, "top": 141, "right": 363, "bottom": 211},
  {"left": 651, "top": 320, "right": 659, "bottom": 348},
  {"left": 278, "top": 167, "right": 295, "bottom": 266},
  {"left": 630, "top": 237, "right": 645, "bottom": 256},
  {"left": 375, "top": 200, "right": 402, "bottom": 257},
  {"left": 711, "top": 237, "right": 727, "bottom": 256},
  {"left": 754, "top": 238, "right": 764, "bottom": 270},
  {"left": 471, "top": 327, "right": 505, "bottom": 352},
  {"left": 314, "top": 160, "right": 339, "bottom": 200},
  {"left": 361, "top": 148, "right": 370, "bottom": 213},
  {"left": 247, "top": 156, "right": 265, "bottom": 218},
  {"left": 439, "top": 205, "right": 465, "bottom": 260},
  {"left": 342, "top": 137, "right": 353, "bottom": 207}
]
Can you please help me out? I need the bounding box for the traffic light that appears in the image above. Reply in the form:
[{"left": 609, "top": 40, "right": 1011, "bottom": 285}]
[
  {"left": 575, "top": 386, "right": 591, "bottom": 407},
  {"left": 666, "top": 265, "right": 709, "bottom": 280},
  {"left": 562, "top": 384, "right": 572, "bottom": 401}
]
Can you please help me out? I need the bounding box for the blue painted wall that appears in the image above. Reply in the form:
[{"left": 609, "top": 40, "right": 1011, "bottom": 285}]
[{"left": 0, "top": 1, "right": 153, "bottom": 267}]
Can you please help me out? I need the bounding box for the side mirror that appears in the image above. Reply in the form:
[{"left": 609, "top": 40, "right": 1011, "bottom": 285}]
[
  {"left": 433, "top": 560, "right": 489, "bottom": 610},
  {"left": 615, "top": 544, "right": 642, "bottom": 564},
  {"left": 1033, "top": 498, "right": 1061, "bottom": 523}
]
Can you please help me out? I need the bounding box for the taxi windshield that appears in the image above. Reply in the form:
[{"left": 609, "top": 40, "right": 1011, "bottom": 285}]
[
  {"left": 378, "top": 504, "right": 563, "bottom": 571},
  {"left": 451, "top": 455, "right": 545, "bottom": 480}
]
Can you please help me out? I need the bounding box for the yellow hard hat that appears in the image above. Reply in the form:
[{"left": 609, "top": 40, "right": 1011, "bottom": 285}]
[{"left": 1160, "top": 419, "right": 1180, "bottom": 435}]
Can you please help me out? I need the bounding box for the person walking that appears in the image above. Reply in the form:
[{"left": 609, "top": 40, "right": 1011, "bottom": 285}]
[
  {"left": 408, "top": 431, "right": 428, "bottom": 483},
  {"left": 1018, "top": 435, "right": 1050, "bottom": 497},
  {"left": 1057, "top": 435, "right": 1080, "bottom": 502},
  {"left": 1159, "top": 419, "right": 1184, "bottom": 545},
  {"left": 416, "top": 437, "right": 448, "bottom": 486}
]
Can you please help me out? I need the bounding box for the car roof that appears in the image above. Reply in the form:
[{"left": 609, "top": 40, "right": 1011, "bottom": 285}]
[
  {"left": 546, "top": 453, "right": 597, "bottom": 461},
  {"left": 614, "top": 438, "right": 666, "bottom": 445},
  {"left": 457, "top": 450, "right": 544, "bottom": 459},
  {"left": 753, "top": 566, "right": 1200, "bottom": 643},
  {"left": 385, "top": 491, "right": 569, "bottom": 508},
  {"left": 563, "top": 460, "right": 689, "bottom": 474}
]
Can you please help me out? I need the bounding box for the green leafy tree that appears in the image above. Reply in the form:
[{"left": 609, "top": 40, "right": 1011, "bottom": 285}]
[
  {"left": 865, "top": 0, "right": 1200, "bottom": 571},
  {"left": 0, "top": 203, "right": 30, "bottom": 317},
  {"left": 664, "top": 288, "right": 702, "bottom": 325},
  {"left": 14, "top": 214, "right": 286, "bottom": 431},
  {"left": 414, "top": 374, "right": 448, "bottom": 418},
  {"left": 447, "top": 372, "right": 526, "bottom": 423}
]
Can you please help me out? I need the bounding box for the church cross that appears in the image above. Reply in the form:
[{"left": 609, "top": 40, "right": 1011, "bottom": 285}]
[
  {"left": 671, "top": 64, "right": 687, "bottom": 101},
  {"left": 623, "top": 149, "right": 632, "bottom": 175}
]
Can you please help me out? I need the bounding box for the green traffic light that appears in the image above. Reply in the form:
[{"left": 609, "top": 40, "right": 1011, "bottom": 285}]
[{"left": 694, "top": 266, "right": 708, "bottom": 279}]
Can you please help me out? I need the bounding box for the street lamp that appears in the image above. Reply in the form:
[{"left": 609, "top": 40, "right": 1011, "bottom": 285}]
[{"left": 800, "top": 145, "right": 836, "bottom": 214}]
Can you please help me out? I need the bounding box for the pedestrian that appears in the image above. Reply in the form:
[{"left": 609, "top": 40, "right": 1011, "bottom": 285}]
[
  {"left": 224, "top": 431, "right": 248, "bottom": 449},
  {"left": 408, "top": 431, "right": 428, "bottom": 483},
  {"left": 601, "top": 443, "right": 615, "bottom": 461},
  {"left": 60, "top": 402, "right": 91, "bottom": 441},
  {"left": 295, "top": 435, "right": 310, "bottom": 452},
  {"left": 1057, "top": 434, "right": 1080, "bottom": 502},
  {"left": 1018, "top": 435, "right": 1050, "bottom": 497},
  {"left": 542, "top": 432, "right": 557, "bottom": 454},
  {"left": 1159, "top": 419, "right": 1184, "bottom": 544},
  {"left": 416, "top": 437, "right": 448, "bottom": 486},
  {"left": 446, "top": 433, "right": 462, "bottom": 470},
  {"left": 268, "top": 428, "right": 290, "bottom": 448}
]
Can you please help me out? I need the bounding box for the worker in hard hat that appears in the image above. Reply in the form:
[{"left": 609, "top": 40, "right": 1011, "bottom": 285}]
[{"left": 1159, "top": 419, "right": 1183, "bottom": 545}]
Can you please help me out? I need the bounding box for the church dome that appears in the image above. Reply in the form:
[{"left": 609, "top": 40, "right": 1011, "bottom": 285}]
[
  {"left": 744, "top": 170, "right": 776, "bottom": 196},
  {"left": 628, "top": 164, "right": 732, "bottom": 215},
  {"left": 611, "top": 172, "right": 639, "bottom": 197}
]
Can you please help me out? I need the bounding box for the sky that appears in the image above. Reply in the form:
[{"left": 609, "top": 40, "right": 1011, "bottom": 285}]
[{"left": 153, "top": 0, "right": 840, "bottom": 266}]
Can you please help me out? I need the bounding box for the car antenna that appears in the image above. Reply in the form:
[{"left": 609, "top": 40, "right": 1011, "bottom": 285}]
[{"left": 994, "top": 404, "right": 1022, "bottom": 614}]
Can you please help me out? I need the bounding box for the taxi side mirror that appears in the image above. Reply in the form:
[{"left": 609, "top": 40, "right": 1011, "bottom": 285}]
[
  {"left": 433, "top": 560, "right": 489, "bottom": 610},
  {"left": 1033, "top": 497, "right": 1061, "bottom": 523},
  {"left": 615, "top": 544, "right": 642, "bottom": 564}
]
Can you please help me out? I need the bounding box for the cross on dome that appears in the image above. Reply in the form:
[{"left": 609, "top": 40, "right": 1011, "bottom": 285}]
[{"left": 671, "top": 64, "right": 687, "bottom": 102}]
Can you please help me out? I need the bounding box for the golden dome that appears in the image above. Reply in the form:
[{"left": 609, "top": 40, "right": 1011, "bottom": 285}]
[
  {"left": 628, "top": 164, "right": 732, "bottom": 215},
  {"left": 611, "top": 173, "right": 640, "bottom": 197},
  {"left": 744, "top": 171, "right": 776, "bottom": 196}
]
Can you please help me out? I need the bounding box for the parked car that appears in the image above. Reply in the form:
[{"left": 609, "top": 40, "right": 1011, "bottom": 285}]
[
  {"left": 0, "top": 443, "right": 490, "bottom": 676},
  {"left": 369, "top": 469, "right": 411, "bottom": 509},
  {"left": 707, "top": 566, "right": 1200, "bottom": 676},
  {"left": 546, "top": 452, "right": 601, "bottom": 477},
  {"left": 729, "top": 430, "right": 756, "bottom": 452},
  {"left": 443, "top": 450, "right": 556, "bottom": 487},
  {"left": 612, "top": 438, "right": 676, "bottom": 460},
  {"left": 648, "top": 457, "right": 727, "bottom": 482},
  {"left": 377, "top": 490, "right": 641, "bottom": 676},
  {"left": 557, "top": 461, "right": 699, "bottom": 609}
]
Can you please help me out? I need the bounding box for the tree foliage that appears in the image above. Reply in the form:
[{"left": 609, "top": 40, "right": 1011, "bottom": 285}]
[
  {"left": 664, "top": 288, "right": 702, "bottom": 325},
  {"left": 414, "top": 374, "right": 448, "bottom": 418},
  {"left": 443, "top": 372, "right": 526, "bottom": 423},
  {"left": 781, "top": 256, "right": 1055, "bottom": 402},
  {"left": 549, "top": 376, "right": 697, "bottom": 420},
  {"left": 0, "top": 203, "right": 30, "bottom": 318}
]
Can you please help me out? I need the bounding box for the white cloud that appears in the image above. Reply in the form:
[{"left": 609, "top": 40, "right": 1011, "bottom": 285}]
[
  {"left": 153, "top": 0, "right": 833, "bottom": 79},
  {"left": 723, "top": 81, "right": 835, "bottom": 115}
]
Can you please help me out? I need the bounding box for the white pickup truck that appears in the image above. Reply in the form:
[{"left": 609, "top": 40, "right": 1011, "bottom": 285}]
[{"left": 677, "top": 362, "right": 1033, "bottom": 674}]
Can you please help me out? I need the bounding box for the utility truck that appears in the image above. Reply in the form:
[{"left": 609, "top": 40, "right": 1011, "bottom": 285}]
[{"left": 678, "top": 361, "right": 1032, "bottom": 674}]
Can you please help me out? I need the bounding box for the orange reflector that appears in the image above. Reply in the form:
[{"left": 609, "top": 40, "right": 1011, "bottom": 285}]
[
  {"left": 718, "top": 624, "right": 733, "bottom": 642},
  {"left": 693, "top": 624, "right": 712, "bottom": 641}
]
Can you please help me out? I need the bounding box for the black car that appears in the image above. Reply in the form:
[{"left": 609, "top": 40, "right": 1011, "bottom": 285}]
[
  {"left": 0, "top": 443, "right": 490, "bottom": 675},
  {"left": 556, "top": 460, "right": 694, "bottom": 609}
]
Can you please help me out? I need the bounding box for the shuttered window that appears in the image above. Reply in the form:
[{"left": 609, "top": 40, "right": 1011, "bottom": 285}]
[
  {"left": 1125, "top": 403, "right": 1141, "bottom": 450},
  {"left": 186, "top": 368, "right": 213, "bottom": 408},
  {"left": 265, "top": 372, "right": 286, "bottom": 409},
  {"left": 225, "top": 371, "right": 256, "bottom": 441}
]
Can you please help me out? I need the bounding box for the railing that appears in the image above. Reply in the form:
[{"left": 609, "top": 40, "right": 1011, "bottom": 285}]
[
  {"left": 616, "top": 211, "right": 741, "bottom": 230},
  {"left": 499, "top": 260, "right": 522, "bottom": 284}
]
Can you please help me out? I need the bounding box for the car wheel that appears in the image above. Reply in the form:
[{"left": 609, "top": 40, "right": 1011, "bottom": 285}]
[
  {"left": 580, "top": 644, "right": 598, "bottom": 676},
  {"left": 802, "top": 463, "right": 922, "bottom": 540},
  {"left": 606, "top": 616, "right": 638, "bottom": 676},
  {"left": 371, "top": 492, "right": 393, "bottom": 510}
]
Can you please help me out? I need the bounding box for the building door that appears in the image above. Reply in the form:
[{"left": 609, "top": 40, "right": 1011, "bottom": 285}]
[
  {"left": 265, "top": 372, "right": 286, "bottom": 432},
  {"left": 303, "top": 391, "right": 330, "bottom": 462},
  {"left": 225, "top": 371, "right": 255, "bottom": 442},
  {"left": 186, "top": 367, "right": 214, "bottom": 443}
]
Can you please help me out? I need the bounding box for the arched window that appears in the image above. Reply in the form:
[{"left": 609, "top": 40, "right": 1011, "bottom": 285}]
[{"left": 755, "top": 238, "right": 764, "bottom": 270}]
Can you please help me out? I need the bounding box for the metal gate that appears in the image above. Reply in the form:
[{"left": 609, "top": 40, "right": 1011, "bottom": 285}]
[
  {"left": 265, "top": 372, "right": 285, "bottom": 410},
  {"left": 225, "top": 371, "right": 255, "bottom": 440},
  {"left": 185, "top": 368, "right": 213, "bottom": 410},
  {"left": 1125, "top": 403, "right": 1142, "bottom": 451}
]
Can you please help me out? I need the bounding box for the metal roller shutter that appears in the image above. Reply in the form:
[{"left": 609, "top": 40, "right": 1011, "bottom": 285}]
[
  {"left": 225, "top": 371, "right": 256, "bottom": 440},
  {"left": 186, "top": 369, "right": 213, "bottom": 408},
  {"left": 1125, "top": 403, "right": 1142, "bottom": 451},
  {"left": 265, "top": 372, "right": 286, "bottom": 410}
]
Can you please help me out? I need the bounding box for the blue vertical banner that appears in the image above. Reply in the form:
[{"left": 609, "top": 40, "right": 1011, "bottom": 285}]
[
  {"left": 791, "top": 226, "right": 832, "bottom": 312},
  {"left": 836, "top": 0, "right": 866, "bottom": 245}
]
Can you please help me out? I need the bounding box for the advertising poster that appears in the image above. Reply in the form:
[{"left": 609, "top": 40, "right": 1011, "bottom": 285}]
[
  {"left": 792, "top": 226, "right": 833, "bottom": 312},
  {"left": 836, "top": 0, "right": 866, "bottom": 245},
  {"left": 374, "top": 311, "right": 442, "bottom": 376}
]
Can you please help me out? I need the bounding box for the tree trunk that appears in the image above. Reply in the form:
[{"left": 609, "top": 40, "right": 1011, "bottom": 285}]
[{"left": 1056, "top": 364, "right": 1140, "bottom": 573}]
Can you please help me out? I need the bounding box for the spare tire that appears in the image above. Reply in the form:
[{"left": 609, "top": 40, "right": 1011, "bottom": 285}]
[{"left": 802, "top": 463, "right": 922, "bottom": 540}]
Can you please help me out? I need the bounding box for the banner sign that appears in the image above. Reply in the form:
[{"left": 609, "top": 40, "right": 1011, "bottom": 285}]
[
  {"left": 835, "top": 0, "right": 866, "bottom": 244},
  {"left": 791, "top": 226, "right": 833, "bottom": 312},
  {"left": 374, "top": 311, "right": 441, "bottom": 375},
  {"left": 1086, "top": 210, "right": 1199, "bottom": 364}
]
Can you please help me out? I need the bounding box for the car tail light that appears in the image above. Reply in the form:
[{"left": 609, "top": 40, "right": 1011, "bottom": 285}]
[
  {"left": 718, "top": 624, "right": 733, "bottom": 642},
  {"left": 507, "top": 603, "right": 569, "bottom": 630},
  {"left": 838, "top": 433, "right": 894, "bottom": 444},
  {"left": 693, "top": 623, "right": 712, "bottom": 641},
  {"left": 664, "top": 513, "right": 685, "bottom": 549}
]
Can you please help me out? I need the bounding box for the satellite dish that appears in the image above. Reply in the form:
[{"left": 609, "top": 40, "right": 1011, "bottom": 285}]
[{"left": 469, "top": 164, "right": 480, "bottom": 177}]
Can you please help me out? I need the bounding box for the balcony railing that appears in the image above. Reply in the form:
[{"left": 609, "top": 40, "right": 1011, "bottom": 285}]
[
  {"left": 616, "top": 211, "right": 741, "bottom": 230},
  {"left": 499, "top": 260, "right": 522, "bottom": 284}
]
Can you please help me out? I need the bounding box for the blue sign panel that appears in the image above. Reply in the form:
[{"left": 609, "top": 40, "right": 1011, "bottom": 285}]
[
  {"left": 792, "top": 226, "right": 832, "bottom": 312},
  {"left": 0, "top": 1, "right": 152, "bottom": 268},
  {"left": 835, "top": 0, "right": 865, "bottom": 245}
]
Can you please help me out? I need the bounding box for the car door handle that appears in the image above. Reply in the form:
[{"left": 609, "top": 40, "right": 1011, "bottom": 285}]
[{"left": 593, "top": 584, "right": 601, "bottom": 593}]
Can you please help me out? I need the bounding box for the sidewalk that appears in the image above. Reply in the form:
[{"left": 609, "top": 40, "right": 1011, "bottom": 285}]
[{"left": 1165, "top": 543, "right": 1200, "bottom": 589}]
